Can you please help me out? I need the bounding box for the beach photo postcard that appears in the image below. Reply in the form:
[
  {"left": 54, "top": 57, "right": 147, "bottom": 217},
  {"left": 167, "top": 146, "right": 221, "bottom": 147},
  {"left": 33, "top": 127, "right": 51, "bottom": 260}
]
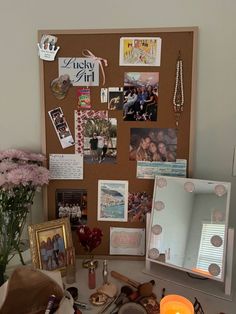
[{"left": 97, "top": 180, "right": 128, "bottom": 222}]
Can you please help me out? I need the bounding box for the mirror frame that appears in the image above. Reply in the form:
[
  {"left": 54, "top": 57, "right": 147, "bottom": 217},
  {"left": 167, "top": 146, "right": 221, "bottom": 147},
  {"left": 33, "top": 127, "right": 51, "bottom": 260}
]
[{"left": 146, "top": 176, "right": 231, "bottom": 282}]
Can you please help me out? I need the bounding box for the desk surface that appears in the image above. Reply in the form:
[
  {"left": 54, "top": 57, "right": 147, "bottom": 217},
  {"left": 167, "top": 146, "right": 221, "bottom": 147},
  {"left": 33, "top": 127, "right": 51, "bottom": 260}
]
[{"left": 64, "top": 259, "right": 235, "bottom": 314}]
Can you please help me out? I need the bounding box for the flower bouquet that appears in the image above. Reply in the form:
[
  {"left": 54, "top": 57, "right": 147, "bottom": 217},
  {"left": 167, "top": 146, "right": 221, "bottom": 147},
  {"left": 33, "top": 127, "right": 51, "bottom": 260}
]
[
  {"left": 0, "top": 149, "right": 49, "bottom": 285},
  {"left": 77, "top": 225, "right": 103, "bottom": 268}
]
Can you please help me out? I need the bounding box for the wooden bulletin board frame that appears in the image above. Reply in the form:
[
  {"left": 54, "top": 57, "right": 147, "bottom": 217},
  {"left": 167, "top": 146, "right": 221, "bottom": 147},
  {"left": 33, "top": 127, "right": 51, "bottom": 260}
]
[{"left": 39, "top": 27, "right": 198, "bottom": 258}]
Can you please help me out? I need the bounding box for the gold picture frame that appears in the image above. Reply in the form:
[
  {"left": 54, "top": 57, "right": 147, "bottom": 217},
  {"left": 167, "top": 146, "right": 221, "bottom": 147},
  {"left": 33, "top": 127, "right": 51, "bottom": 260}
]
[{"left": 28, "top": 218, "right": 72, "bottom": 274}]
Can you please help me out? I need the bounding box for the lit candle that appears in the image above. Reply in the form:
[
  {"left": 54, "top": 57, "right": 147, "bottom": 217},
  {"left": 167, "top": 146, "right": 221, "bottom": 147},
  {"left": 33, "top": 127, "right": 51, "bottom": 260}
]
[{"left": 160, "top": 295, "right": 194, "bottom": 314}]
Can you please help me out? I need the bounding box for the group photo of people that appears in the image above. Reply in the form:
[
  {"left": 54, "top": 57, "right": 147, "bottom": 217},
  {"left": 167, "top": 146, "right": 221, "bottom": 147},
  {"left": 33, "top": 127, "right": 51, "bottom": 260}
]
[
  {"left": 56, "top": 189, "right": 87, "bottom": 227},
  {"left": 129, "top": 127, "right": 177, "bottom": 162},
  {"left": 39, "top": 231, "right": 65, "bottom": 271},
  {"left": 123, "top": 72, "right": 159, "bottom": 121}
]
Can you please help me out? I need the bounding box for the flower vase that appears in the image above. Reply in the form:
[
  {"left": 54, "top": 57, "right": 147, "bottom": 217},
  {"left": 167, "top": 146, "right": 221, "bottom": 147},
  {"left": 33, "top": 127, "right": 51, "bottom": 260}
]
[
  {"left": 0, "top": 263, "right": 6, "bottom": 286},
  {"left": 0, "top": 206, "right": 29, "bottom": 285}
]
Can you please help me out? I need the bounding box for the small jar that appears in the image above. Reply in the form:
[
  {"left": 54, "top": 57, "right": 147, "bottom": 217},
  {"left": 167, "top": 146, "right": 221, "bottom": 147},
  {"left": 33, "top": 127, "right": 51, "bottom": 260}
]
[{"left": 88, "top": 261, "right": 96, "bottom": 289}]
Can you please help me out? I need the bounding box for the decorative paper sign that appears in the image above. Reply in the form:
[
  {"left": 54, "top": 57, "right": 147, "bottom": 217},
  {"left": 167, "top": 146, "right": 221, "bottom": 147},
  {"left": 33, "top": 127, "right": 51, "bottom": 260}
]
[
  {"left": 38, "top": 34, "right": 60, "bottom": 61},
  {"left": 97, "top": 180, "right": 128, "bottom": 222},
  {"left": 48, "top": 107, "right": 74, "bottom": 149},
  {"left": 59, "top": 58, "right": 99, "bottom": 86},
  {"left": 49, "top": 154, "right": 83, "bottom": 180},
  {"left": 110, "top": 227, "right": 145, "bottom": 255},
  {"left": 119, "top": 37, "right": 162, "bottom": 66},
  {"left": 74, "top": 110, "right": 108, "bottom": 154},
  {"left": 77, "top": 88, "right": 91, "bottom": 109},
  {"left": 136, "top": 160, "right": 187, "bottom": 179}
]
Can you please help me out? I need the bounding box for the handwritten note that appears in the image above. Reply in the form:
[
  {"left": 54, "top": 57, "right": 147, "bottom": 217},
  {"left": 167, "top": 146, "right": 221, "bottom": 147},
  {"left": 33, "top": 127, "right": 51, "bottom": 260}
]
[{"left": 49, "top": 154, "right": 83, "bottom": 180}]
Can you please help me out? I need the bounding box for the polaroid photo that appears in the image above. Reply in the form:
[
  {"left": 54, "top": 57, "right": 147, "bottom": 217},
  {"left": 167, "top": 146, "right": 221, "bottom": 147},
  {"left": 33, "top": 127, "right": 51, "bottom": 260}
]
[
  {"left": 110, "top": 227, "right": 145, "bottom": 255},
  {"left": 108, "top": 87, "right": 124, "bottom": 110},
  {"left": 119, "top": 37, "right": 162, "bottom": 66},
  {"left": 48, "top": 107, "right": 74, "bottom": 149},
  {"left": 97, "top": 180, "right": 128, "bottom": 222}
]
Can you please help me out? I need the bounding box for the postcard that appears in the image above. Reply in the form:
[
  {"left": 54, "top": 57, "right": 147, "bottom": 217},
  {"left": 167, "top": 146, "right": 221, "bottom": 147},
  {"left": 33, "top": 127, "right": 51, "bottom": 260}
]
[
  {"left": 48, "top": 107, "right": 74, "bottom": 149},
  {"left": 110, "top": 227, "right": 145, "bottom": 255},
  {"left": 136, "top": 159, "right": 187, "bottom": 179},
  {"left": 119, "top": 37, "right": 162, "bottom": 66},
  {"left": 55, "top": 189, "right": 87, "bottom": 227},
  {"left": 59, "top": 57, "right": 99, "bottom": 86},
  {"left": 49, "top": 154, "right": 83, "bottom": 180},
  {"left": 97, "top": 180, "right": 128, "bottom": 222}
]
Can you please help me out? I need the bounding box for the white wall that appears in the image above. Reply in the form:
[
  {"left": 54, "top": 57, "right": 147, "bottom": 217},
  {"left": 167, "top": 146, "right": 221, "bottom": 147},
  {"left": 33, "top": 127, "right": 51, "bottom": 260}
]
[{"left": 1, "top": 0, "right": 236, "bottom": 310}]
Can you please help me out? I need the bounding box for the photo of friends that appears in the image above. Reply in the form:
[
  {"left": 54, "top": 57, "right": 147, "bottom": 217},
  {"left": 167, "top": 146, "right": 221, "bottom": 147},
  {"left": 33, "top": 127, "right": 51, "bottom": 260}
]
[
  {"left": 55, "top": 189, "right": 87, "bottom": 228},
  {"left": 123, "top": 72, "right": 159, "bottom": 121},
  {"left": 129, "top": 128, "right": 177, "bottom": 162},
  {"left": 38, "top": 227, "right": 66, "bottom": 271}
]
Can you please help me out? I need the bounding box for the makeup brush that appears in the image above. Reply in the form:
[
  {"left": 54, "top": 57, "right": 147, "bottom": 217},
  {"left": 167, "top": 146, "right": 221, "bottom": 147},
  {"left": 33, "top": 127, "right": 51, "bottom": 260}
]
[{"left": 110, "top": 286, "right": 134, "bottom": 314}]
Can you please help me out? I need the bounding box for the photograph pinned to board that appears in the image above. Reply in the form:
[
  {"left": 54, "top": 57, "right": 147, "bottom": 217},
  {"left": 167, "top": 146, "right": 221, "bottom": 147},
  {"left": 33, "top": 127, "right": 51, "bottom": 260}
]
[
  {"left": 123, "top": 72, "right": 159, "bottom": 121},
  {"left": 38, "top": 34, "right": 60, "bottom": 61},
  {"left": 97, "top": 180, "right": 128, "bottom": 222},
  {"left": 55, "top": 189, "right": 87, "bottom": 228},
  {"left": 136, "top": 159, "right": 187, "bottom": 179},
  {"left": 108, "top": 87, "right": 124, "bottom": 110},
  {"left": 48, "top": 107, "right": 74, "bottom": 149},
  {"left": 50, "top": 74, "right": 72, "bottom": 100},
  {"left": 58, "top": 57, "right": 99, "bottom": 86},
  {"left": 129, "top": 128, "right": 177, "bottom": 162},
  {"left": 74, "top": 110, "right": 108, "bottom": 154},
  {"left": 101, "top": 88, "right": 108, "bottom": 103},
  {"left": 119, "top": 37, "right": 162, "bottom": 66},
  {"left": 84, "top": 117, "right": 117, "bottom": 164},
  {"left": 110, "top": 227, "right": 145, "bottom": 256},
  {"left": 49, "top": 154, "right": 83, "bottom": 180},
  {"left": 128, "top": 192, "right": 153, "bottom": 222},
  {"left": 77, "top": 88, "right": 91, "bottom": 109}
]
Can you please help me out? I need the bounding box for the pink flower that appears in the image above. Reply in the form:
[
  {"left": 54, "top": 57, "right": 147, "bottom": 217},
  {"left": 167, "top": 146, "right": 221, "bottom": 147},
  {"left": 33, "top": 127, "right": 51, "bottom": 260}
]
[
  {"left": 1, "top": 149, "right": 28, "bottom": 161},
  {"left": 28, "top": 153, "right": 46, "bottom": 163}
]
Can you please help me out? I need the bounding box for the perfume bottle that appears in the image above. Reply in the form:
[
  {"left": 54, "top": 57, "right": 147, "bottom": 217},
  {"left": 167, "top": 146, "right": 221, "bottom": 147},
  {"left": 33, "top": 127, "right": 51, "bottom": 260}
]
[
  {"left": 88, "top": 261, "right": 96, "bottom": 289},
  {"left": 102, "top": 260, "right": 108, "bottom": 284}
]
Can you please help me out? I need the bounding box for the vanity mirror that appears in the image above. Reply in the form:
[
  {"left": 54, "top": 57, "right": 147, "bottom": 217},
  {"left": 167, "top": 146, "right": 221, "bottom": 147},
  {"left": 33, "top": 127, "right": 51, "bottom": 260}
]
[{"left": 146, "top": 176, "right": 231, "bottom": 282}]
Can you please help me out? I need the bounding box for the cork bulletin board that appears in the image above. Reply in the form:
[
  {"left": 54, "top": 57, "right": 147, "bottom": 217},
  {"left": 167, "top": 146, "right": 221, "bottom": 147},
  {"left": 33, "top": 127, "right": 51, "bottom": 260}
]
[{"left": 39, "top": 27, "right": 198, "bottom": 258}]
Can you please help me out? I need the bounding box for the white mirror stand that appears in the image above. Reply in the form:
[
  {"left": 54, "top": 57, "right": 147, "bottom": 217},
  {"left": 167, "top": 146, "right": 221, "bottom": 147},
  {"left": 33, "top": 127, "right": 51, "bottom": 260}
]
[{"left": 144, "top": 213, "right": 234, "bottom": 300}]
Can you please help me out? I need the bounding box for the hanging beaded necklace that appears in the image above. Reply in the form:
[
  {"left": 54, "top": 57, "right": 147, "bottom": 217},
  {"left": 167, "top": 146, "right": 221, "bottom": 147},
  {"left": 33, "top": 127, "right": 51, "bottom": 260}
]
[{"left": 173, "top": 51, "right": 184, "bottom": 127}]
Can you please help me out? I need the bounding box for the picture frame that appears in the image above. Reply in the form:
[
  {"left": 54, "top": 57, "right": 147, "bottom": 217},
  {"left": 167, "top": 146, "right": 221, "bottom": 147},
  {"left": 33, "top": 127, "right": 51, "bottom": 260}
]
[
  {"left": 28, "top": 218, "right": 73, "bottom": 274},
  {"left": 97, "top": 180, "right": 128, "bottom": 222}
]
